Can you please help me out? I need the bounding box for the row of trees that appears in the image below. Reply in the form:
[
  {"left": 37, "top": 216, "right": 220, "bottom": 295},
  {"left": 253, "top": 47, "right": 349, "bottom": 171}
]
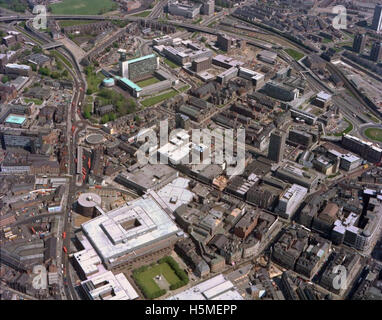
[{"left": 158, "top": 256, "right": 189, "bottom": 290}]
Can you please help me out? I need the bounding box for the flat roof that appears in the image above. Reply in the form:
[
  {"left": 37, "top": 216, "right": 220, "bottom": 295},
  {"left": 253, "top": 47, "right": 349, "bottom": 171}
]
[
  {"left": 127, "top": 54, "right": 156, "bottom": 65},
  {"left": 167, "top": 274, "right": 243, "bottom": 300},
  {"left": 81, "top": 194, "right": 179, "bottom": 262},
  {"left": 116, "top": 76, "right": 142, "bottom": 92},
  {"left": 5, "top": 114, "right": 26, "bottom": 125}
]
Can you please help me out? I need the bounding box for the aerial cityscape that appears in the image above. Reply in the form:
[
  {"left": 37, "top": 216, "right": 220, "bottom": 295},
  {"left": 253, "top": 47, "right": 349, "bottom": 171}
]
[{"left": 1, "top": 0, "right": 382, "bottom": 303}]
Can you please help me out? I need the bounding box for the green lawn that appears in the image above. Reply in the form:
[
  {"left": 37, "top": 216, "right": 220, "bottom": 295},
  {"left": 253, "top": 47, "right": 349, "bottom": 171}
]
[
  {"left": 322, "top": 38, "right": 332, "bottom": 44},
  {"left": 24, "top": 98, "right": 43, "bottom": 105},
  {"left": 179, "top": 85, "right": 190, "bottom": 93},
  {"left": 285, "top": 48, "right": 305, "bottom": 61},
  {"left": 132, "top": 10, "right": 151, "bottom": 17},
  {"left": 133, "top": 262, "right": 181, "bottom": 298},
  {"left": 59, "top": 20, "right": 99, "bottom": 28},
  {"left": 164, "top": 58, "right": 181, "bottom": 69},
  {"left": 364, "top": 113, "right": 380, "bottom": 124},
  {"left": 136, "top": 77, "right": 161, "bottom": 87},
  {"left": 364, "top": 128, "right": 382, "bottom": 143},
  {"left": 51, "top": 50, "right": 73, "bottom": 70},
  {"left": 49, "top": 0, "right": 115, "bottom": 15},
  {"left": 141, "top": 90, "right": 178, "bottom": 107}
]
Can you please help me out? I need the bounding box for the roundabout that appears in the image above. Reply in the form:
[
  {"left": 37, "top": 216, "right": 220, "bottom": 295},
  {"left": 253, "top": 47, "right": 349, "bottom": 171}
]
[{"left": 360, "top": 124, "right": 382, "bottom": 146}]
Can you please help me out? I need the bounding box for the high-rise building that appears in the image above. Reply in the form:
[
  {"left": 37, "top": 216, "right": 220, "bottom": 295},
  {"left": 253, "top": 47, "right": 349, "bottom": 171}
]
[
  {"left": 371, "top": 4, "right": 382, "bottom": 32},
  {"left": 370, "top": 42, "right": 382, "bottom": 62},
  {"left": 268, "top": 130, "right": 286, "bottom": 163},
  {"left": 353, "top": 33, "right": 366, "bottom": 53},
  {"left": 201, "top": 0, "right": 214, "bottom": 16}
]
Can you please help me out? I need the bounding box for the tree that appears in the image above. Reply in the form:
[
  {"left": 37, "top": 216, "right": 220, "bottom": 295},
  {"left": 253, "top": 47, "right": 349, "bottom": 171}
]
[
  {"left": 1, "top": 76, "right": 9, "bottom": 84},
  {"left": 39, "top": 67, "right": 50, "bottom": 76},
  {"left": 32, "top": 46, "right": 43, "bottom": 54},
  {"left": 109, "top": 113, "right": 116, "bottom": 121},
  {"left": 84, "top": 110, "right": 91, "bottom": 119},
  {"left": 101, "top": 114, "right": 110, "bottom": 124}
]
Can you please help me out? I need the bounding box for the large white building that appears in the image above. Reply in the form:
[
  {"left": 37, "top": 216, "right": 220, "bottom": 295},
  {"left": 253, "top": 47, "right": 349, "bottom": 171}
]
[
  {"left": 167, "top": 1, "right": 202, "bottom": 19},
  {"left": 81, "top": 271, "right": 139, "bottom": 300},
  {"left": 275, "top": 184, "right": 308, "bottom": 219},
  {"left": 80, "top": 194, "right": 180, "bottom": 269},
  {"left": 167, "top": 274, "right": 243, "bottom": 300}
]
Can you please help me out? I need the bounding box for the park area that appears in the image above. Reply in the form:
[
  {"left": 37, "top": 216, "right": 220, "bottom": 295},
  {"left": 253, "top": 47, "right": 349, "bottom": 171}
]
[
  {"left": 49, "top": 0, "right": 115, "bottom": 15},
  {"left": 364, "top": 128, "right": 382, "bottom": 143},
  {"left": 132, "top": 256, "right": 189, "bottom": 299}
]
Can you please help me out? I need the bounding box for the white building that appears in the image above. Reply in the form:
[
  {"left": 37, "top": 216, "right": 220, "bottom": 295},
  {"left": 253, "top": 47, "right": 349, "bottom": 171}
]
[
  {"left": 167, "top": 274, "right": 243, "bottom": 300},
  {"left": 275, "top": 184, "right": 308, "bottom": 219},
  {"left": 81, "top": 271, "right": 139, "bottom": 300}
]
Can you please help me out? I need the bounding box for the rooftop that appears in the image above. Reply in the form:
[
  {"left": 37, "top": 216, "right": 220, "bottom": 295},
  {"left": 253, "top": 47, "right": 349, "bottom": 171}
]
[{"left": 81, "top": 194, "right": 179, "bottom": 262}]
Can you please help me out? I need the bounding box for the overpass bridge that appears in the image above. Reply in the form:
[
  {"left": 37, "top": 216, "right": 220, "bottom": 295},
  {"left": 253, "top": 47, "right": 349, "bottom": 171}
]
[{"left": 42, "top": 41, "right": 63, "bottom": 50}]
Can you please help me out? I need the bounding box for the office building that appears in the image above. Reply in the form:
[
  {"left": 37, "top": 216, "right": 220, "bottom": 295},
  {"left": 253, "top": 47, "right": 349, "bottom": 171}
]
[
  {"left": 370, "top": 42, "right": 382, "bottom": 62},
  {"left": 371, "top": 4, "right": 382, "bottom": 32},
  {"left": 192, "top": 56, "right": 212, "bottom": 73},
  {"left": 342, "top": 134, "right": 382, "bottom": 163},
  {"left": 320, "top": 249, "right": 361, "bottom": 295},
  {"left": 217, "top": 33, "right": 235, "bottom": 52},
  {"left": 275, "top": 184, "right": 308, "bottom": 219},
  {"left": 4, "top": 64, "right": 32, "bottom": 77},
  {"left": 353, "top": 34, "right": 366, "bottom": 53},
  {"left": 201, "top": 0, "right": 214, "bottom": 16},
  {"left": 275, "top": 163, "right": 319, "bottom": 190},
  {"left": 81, "top": 271, "right": 139, "bottom": 300},
  {"left": 175, "top": 113, "right": 191, "bottom": 130},
  {"left": 167, "top": 274, "right": 243, "bottom": 300},
  {"left": 167, "top": 1, "right": 202, "bottom": 19},
  {"left": 331, "top": 202, "right": 382, "bottom": 252},
  {"left": 264, "top": 81, "right": 299, "bottom": 102},
  {"left": 80, "top": 194, "right": 180, "bottom": 270},
  {"left": 268, "top": 130, "right": 286, "bottom": 163},
  {"left": 120, "top": 54, "right": 159, "bottom": 82},
  {"left": 115, "top": 164, "right": 178, "bottom": 195}
]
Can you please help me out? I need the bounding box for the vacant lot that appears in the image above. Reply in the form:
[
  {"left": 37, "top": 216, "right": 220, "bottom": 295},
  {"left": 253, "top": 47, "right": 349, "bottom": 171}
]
[
  {"left": 285, "top": 48, "right": 305, "bottom": 61},
  {"left": 132, "top": 10, "right": 151, "bottom": 17},
  {"left": 59, "top": 20, "right": 98, "bottom": 28},
  {"left": 49, "top": 0, "right": 114, "bottom": 15},
  {"left": 364, "top": 128, "right": 382, "bottom": 143}
]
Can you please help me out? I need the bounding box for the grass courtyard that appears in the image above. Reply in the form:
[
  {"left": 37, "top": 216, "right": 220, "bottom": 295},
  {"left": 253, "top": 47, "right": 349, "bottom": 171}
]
[
  {"left": 132, "top": 256, "right": 189, "bottom": 299},
  {"left": 136, "top": 77, "right": 161, "bottom": 88},
  {"left": 141, "top": 90, "right": 178, "bottom": 108},
  {"left": 364, "top": 128, "right": 382, "bottom": 143},
  {"left": 163, "top": 58, "right": 181, "bottom": 69},
  {"left": 49, "top": 0, "right": 115, "bottom": 15}
]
